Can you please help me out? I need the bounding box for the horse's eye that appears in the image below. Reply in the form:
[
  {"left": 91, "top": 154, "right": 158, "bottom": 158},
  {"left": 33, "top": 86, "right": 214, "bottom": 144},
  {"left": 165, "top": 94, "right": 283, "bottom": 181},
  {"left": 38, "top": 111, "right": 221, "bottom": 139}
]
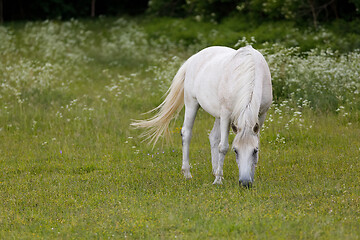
[
  {"left": 253, "top": 148, "right": 259, "bottom": 155},
  {"left": 234, "top": 149, "right": 238, "bottom": 155}
]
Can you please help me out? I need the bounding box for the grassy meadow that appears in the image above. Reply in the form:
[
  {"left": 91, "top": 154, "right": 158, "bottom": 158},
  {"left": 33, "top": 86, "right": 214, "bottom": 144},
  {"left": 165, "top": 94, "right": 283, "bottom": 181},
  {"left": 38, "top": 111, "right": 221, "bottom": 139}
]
[{"left": 1, "top": 17, "right": 360, "bottom": 239}]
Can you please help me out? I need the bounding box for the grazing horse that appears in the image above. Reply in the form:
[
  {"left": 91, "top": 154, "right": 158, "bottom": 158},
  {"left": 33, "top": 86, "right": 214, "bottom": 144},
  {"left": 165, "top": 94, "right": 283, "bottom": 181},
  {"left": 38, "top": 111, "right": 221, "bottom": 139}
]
[{"left": 132, "top": 45, "right": 272, "bottom": 187}]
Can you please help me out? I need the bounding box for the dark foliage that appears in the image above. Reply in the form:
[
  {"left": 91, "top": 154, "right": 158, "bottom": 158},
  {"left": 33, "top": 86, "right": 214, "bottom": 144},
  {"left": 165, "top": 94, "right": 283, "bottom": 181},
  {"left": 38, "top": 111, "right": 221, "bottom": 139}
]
[
  {"left": 1, "top": 0, "right": 148, "bottom": 21},
  {"left": 0, "top": 0, "right": 358, "bottom": 25}
]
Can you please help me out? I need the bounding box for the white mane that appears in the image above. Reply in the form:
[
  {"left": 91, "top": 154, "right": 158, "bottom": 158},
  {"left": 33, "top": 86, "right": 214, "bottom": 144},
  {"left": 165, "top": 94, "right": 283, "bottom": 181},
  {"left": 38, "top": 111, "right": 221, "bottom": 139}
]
[{"left": 230, "top": 46, "right": 260, "bottom": 136}]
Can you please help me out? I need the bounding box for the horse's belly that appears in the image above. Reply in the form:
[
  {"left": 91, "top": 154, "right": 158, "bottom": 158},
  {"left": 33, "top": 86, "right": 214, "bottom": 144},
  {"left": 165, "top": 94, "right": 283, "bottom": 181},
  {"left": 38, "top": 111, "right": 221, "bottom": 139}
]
[{"left": 197, "top": 95, "right": 221, "bottom": 118}]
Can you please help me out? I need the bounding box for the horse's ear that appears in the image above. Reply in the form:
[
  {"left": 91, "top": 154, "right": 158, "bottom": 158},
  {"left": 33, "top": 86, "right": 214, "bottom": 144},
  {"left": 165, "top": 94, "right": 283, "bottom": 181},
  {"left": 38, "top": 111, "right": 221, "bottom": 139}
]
[
  {"left": 231, "top": 123, "right": 238, "bottom": 134},
  {"left": 253, "top": 123, "right": 260, "bottom": 134}
]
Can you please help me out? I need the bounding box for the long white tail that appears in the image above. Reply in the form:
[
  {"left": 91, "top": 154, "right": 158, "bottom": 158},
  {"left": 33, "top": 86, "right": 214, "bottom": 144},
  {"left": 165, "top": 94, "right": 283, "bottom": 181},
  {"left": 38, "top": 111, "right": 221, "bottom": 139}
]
[{"left": 131, "top": 62, "right": 187, "bottom": 146}]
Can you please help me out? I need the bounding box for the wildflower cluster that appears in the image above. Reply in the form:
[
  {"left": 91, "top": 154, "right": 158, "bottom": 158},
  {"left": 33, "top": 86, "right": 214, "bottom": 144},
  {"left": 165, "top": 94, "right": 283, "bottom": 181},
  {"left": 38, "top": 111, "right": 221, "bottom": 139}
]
[
  {"left": 263, "top": 44, "right": 360, "bottom": 111},
  {"left": 263, "top": 98, "right": 313, "bottom": 145}
]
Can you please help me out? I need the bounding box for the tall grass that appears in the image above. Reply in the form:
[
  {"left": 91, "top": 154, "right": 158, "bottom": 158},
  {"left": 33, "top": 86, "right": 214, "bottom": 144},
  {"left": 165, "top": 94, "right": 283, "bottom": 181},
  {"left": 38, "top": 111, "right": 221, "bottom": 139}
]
[{"left": 0, "top": 17, "right": 359, "bottom": 238}]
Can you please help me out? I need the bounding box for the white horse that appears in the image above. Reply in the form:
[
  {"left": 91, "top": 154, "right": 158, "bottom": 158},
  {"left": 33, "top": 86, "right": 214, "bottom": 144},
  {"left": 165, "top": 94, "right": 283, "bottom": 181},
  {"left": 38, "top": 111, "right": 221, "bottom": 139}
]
[{"left": 132, "top": 45, "right": 272, "bottom": 187}]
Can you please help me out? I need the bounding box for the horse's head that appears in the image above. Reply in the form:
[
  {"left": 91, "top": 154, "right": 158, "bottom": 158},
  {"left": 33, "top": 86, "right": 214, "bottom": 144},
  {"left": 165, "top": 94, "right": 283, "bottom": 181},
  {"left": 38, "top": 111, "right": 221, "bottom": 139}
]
[{"left": 232, "top": 122, "right": 260, "bottom": 188}]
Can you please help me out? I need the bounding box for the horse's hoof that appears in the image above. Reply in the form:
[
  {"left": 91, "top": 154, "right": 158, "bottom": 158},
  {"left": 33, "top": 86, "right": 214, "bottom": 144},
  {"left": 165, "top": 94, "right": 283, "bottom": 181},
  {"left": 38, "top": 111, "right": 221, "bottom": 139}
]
[
  {"left": 182, "top": 169, "right": 192, "bottom": 179},
  {"left": 239, "top": 181, "right": 252, "bottom": 189},
  {"left": 212, "top": 176, "right": 223, "bottom": 185},
  {"left": 184, "top": 174, "right": 192, "bottom": 179}
]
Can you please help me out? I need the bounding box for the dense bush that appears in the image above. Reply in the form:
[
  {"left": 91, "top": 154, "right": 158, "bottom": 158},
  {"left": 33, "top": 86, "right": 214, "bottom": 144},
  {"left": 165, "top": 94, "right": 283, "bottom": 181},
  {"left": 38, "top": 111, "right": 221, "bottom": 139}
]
[
  {"left": 1, "top": 0, "right": 359, "bottom": 27},
  {"left": 1, "top": 0, "right": 148, "bottom": 21},
  {"left": 148, "top": 0, "right": 359, "bottom": 26}
]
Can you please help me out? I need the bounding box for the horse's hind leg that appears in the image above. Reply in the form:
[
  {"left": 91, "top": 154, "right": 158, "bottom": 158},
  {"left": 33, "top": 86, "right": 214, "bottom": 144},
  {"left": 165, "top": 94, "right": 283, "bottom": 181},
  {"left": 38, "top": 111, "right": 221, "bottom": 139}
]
[
  {"left": 209, "top": 118, "right": 220, "bottom": 175},
  {"left": 181, "top": 100, "right": 199, "bottom": 179}
]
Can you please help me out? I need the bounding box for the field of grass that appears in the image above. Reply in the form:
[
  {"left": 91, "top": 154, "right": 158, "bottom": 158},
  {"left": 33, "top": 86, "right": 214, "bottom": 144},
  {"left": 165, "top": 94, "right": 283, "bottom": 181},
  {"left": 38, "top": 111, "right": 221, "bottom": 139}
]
[{"left": 1, "top": 17, "right": 360, "bottom": 239}]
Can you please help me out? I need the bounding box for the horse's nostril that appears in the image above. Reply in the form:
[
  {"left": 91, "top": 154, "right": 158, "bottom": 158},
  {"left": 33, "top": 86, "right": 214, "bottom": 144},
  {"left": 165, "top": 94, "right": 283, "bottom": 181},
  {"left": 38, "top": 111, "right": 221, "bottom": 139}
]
[{"left": 239, "top": 181, "right": 252, "bottom": 189}]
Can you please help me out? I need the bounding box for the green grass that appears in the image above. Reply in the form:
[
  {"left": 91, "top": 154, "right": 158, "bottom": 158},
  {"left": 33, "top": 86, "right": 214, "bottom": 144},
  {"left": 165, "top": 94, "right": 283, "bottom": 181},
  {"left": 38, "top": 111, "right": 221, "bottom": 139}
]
[{"left": 0, "top": 17, "right": 360, "bottom": 239}]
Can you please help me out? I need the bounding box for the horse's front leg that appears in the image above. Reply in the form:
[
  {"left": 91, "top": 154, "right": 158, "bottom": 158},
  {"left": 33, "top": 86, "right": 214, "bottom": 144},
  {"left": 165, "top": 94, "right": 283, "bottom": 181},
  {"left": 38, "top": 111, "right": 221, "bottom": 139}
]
[
  {"left": 213, "top": 115, "right": 230, "bottom": 185},
  {"left": 209, "top": 118, "right": 220, "bottom": 175},
  {"left": 181, "top": 101, "right": 199, "bottom": 179}
]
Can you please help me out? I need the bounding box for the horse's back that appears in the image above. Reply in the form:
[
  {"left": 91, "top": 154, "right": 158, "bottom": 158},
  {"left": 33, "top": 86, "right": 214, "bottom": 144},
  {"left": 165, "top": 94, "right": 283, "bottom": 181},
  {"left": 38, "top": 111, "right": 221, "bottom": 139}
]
[
  {"left": 185, "top": 46, "right": 235, "bottom": 78},
  {"left": 183, "top": 46, "right": 271, "bottom": 118}
]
